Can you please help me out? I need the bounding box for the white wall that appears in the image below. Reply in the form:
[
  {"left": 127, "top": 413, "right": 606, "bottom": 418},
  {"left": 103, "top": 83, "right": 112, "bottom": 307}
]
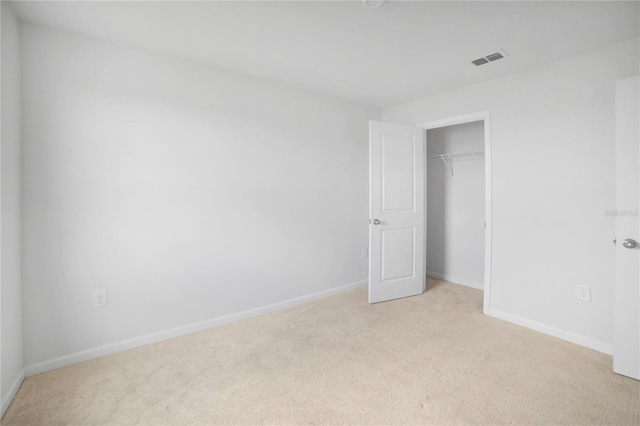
[
  {"left": 426, "top": 122, "right": 484, "bottom": 288},
  {"left": 21, "top": 23, "right": 379, "bottom": 372},
  {"left": 384, "top": 37, "right": 640, "bottom": 352},
  {"left": 1, "top": 1, "right": 24, "bottom": 417}
]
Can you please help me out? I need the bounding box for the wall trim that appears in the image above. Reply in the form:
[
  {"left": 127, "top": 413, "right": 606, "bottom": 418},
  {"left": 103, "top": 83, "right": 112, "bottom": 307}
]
[
  {"left": 487, "top": 308, "right": 613, "bottom": 355},
  {"left": 1, "top": 369, "right": 25, "bottom": 418},
  {"left": 24, "top": 280, "right": 367, "bottom": 377},
  {"left": 427, "top": 271, "right": 483, "bottom": 290}
]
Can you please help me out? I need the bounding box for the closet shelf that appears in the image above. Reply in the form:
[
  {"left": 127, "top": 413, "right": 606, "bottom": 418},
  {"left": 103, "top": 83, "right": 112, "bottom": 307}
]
[
  {"left": 427, "top": 151, "right": 485, "bottom": 161},
  {"left": 427, "top": 151, "right": 484, "bottom": 177}
]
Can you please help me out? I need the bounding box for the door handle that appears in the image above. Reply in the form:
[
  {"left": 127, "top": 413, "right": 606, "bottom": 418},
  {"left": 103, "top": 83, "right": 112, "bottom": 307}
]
[
  {"left": 373, "top": 219, "right": 381, "bottom": 225},
  {"left": 622, "top": 239, "right": 637, "bottom": 249}
]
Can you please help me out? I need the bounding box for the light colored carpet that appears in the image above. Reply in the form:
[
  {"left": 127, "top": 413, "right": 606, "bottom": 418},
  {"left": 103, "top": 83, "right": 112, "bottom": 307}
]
[{"left": 2, "top": 278, "right": 639, "bottom": 425}]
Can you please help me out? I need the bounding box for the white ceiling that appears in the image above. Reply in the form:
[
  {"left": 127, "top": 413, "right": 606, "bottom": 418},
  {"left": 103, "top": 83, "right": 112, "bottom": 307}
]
[{"left": 9, "top": 0, "right": 640, "bottom": 108}]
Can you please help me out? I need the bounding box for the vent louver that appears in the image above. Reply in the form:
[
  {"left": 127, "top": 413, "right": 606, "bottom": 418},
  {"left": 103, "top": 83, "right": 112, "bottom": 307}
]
[
  {"left": 472, "top": 58, "right": 489, "bottom": 66},
  {"left": 472, "top": 49, "right": 508, "bottom": 66},
  {"left": 486, "top": 52, "right": 504, "bottom": 61}
]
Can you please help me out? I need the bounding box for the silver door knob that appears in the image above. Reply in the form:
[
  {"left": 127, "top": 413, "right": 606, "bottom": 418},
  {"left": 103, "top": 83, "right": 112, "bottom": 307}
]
[
  {"left": 373, "top": 219, "right": 381, "bottom": 225},
  {"left": 622, "top": 239, "right": 637, "bottom": 249}
]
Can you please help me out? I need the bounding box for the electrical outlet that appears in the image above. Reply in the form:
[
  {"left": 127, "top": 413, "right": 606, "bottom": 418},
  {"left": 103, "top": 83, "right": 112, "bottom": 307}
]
[
  {"left": 93, "top": 290, "right": 108, "bottom": 308},
  {"left": 361, "top": 247, "right": 368, "bottom": 259},
  {"left": 576, "top": 285, "right": 591, "bottom": 302}
]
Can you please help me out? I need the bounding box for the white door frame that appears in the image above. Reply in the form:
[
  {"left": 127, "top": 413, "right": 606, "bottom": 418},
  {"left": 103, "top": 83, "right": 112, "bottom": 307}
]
[{"left": 418, "top": 111, "right": 492, "bottom": 314}]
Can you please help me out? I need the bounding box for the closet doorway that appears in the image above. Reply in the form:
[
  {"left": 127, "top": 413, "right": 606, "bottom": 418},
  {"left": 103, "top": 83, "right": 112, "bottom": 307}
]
[
  {"left": 426, "top": 122, "right": 485, "bottom": 288},
  {"left": 420, "top": 112, "right": 492, "bottom": 313}
]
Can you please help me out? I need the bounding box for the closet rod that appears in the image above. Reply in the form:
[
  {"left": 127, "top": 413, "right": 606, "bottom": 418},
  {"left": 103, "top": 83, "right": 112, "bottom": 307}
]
[
  {"left": 427, "top": 151, "right": 485, "bottom": 160},
  {"left": 427, "top": 151, "right": 484, "bottom": 177}
]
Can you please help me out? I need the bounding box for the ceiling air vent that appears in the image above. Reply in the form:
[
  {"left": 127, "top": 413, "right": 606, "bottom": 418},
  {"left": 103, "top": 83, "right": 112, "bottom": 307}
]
[
  {"left": 471, "top": 58, "right": 489, "bottom": 66},
  {"left": 471, "top": 49, "right": 509, "bottom": 66}
]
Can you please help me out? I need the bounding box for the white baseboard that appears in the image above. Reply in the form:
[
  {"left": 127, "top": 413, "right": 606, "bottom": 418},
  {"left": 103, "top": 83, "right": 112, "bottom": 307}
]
[
  {"left": 427, "top": 271, "right": 483, "bottom": 290},
  {"left": 487, "top": 308, "right": 613, "bottom": 355},
  {"left": 24, "top": 280, "right": 367, "bottom": 377},
  {"left": 1, "top": 369, "right": 25, "bottom": 418}
]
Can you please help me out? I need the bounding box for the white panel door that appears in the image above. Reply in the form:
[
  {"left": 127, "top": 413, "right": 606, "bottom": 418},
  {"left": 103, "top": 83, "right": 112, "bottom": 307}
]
[
  {"left": 369, "top": 121, "right": 426, "bottom": 303},
  {"left": 614, "top": 76, "right": 640, "bottom": 380}
]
